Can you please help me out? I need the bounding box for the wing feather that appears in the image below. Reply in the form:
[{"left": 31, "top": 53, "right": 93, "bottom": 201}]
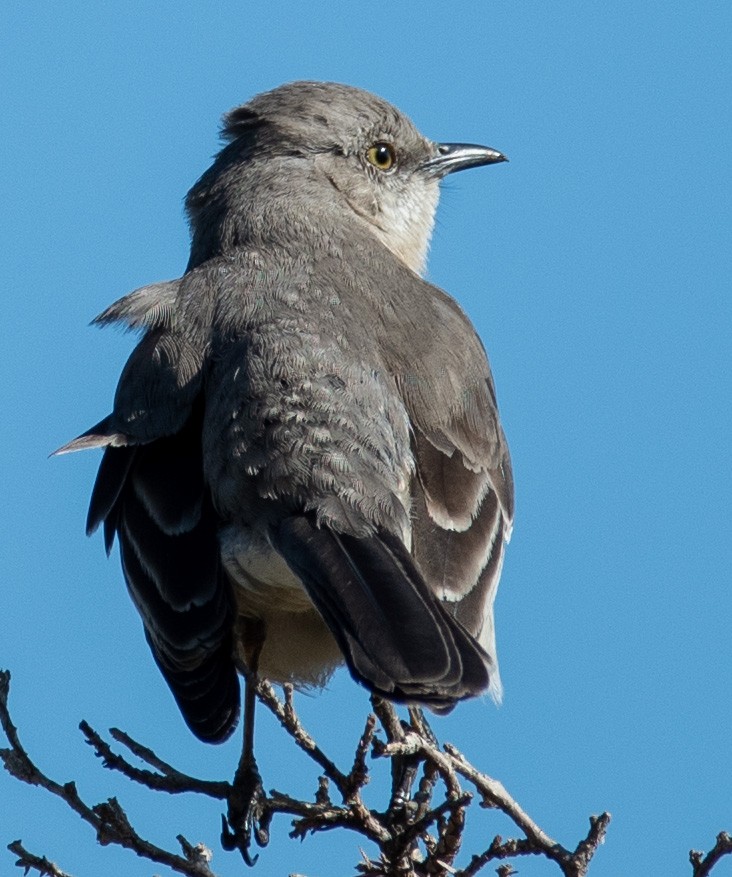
[
  {"left": 61, "top": 279, "right": 240, "bottom": 743},
  {"left": 386, "top": 278, "right": 514, "bottom": 700}
]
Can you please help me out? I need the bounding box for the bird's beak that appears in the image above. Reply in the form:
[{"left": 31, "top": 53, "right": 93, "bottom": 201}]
[{"left": 422, "top": 143, "right": 508, "bottom": 178}]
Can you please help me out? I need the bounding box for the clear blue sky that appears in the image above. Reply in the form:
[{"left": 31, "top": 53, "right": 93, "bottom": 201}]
[{"left": 2, "top": 3, "right": 730, "bottom": 875}]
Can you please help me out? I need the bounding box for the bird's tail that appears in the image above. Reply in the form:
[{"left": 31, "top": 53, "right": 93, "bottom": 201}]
[{"left": 271, "top": 515, "right": 492, "bottom": 709}]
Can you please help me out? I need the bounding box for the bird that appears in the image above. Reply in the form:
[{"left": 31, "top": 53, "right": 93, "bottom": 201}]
[{"left": 56, "top": 80, "right": 513, "bottom": 857}]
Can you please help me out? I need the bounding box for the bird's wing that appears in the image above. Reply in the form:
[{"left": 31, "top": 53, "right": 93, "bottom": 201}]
[
  {"left": 57, "top": 278, "right": 240, "bottom": 743},
  {"left": 388, "top": 280, "right": 514, "bottom": 701}
]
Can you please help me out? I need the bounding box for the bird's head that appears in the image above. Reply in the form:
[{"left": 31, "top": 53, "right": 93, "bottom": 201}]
[{"left": 186, "top": 81, "right": 506, "bottom": 275}]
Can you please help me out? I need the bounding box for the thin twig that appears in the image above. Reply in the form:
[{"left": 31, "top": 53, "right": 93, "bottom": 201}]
[
  {"left": 370, "top": 696, "right": 404, "bottom": 743},
  {"left": 267, "top": 789, "right": 390, "bottom": 844},
  {"left": 0, "top": 671, "right": 218, "bottom": 877},
  {"left": 445, "top": 743, "right": 610, "bottom": 877},
  {"left": 80, "top": 721, "right": 228, "bottom": 799},
  {"left": 255, "top": 683, "right": 391, "bottom": 846},
  {"left": 344, "top": 713, "right": 376, "bottom": 802},
  {"left": 2, "top": 667, "right": 620, "bottom": 876},
  {"left": 425, "top": 792, "right": 470, "bottom": 873},
  {"left": 378, "top": 731, "right": 462, "bottom": 800},
  {"left": 456, "top": 835, "right": 552, "bottom": 877},
  {"left": 7, "top": 841, "right": 74, "bottom": 877},
  {"left": 255, "top": 680, "right": 350, "bottom": 798},
  {"left": 690, "top": 832, "right": 732, "bottom": 877},
  {"left": 445, "top": 743, "right": 560, "bottom": 847}
]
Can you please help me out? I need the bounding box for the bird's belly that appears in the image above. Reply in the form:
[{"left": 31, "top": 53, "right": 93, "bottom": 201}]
[
  {"left": 220, "top": 524, "right": 344, "bottom": 687},
  {"left": 220, "top": 523, "right": 312, "bottom": 613}
]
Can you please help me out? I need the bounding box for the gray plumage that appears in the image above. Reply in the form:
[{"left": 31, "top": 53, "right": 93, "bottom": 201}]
[{"left": 58, "top": 81, "right": 513, "bottom": 743}]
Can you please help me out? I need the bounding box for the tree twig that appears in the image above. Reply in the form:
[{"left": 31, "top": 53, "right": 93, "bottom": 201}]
[
  {"left": 7, "top": 841, "right": 74, "bottom": 877},
  {"left": 690, "top": 832, "right": 732, "bottom": 877},
  {"left": 255, "top": 680, "right": 351, "bottom": 798},
  {"left": 0, "top": 670, "right": 218, "bottom": 877},
  {"left": 445, "top": 742, "right": 610, "bottom": 877},
  {"left": 80, "top": 720, "right": 228, "bottom": 799},
  {"left": 1, "top": 667, "right": 622, "bottom": 877}
]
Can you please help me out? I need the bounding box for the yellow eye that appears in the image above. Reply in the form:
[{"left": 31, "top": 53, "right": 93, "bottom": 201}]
[{"left": 366, "top": 142, "right": 396, "bottom": 171}]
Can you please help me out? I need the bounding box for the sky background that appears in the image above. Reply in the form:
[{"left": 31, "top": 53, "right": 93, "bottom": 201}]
[{"left": 2, "top": 2, "right": 730, "bottom": 876}]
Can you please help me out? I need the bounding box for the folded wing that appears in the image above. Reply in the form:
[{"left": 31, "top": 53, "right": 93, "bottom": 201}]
[{"left": 57, "top": 281, "right": 240, "bottom": 743}]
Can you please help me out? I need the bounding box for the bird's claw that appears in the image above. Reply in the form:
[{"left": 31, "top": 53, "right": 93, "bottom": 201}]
[
  {"left": 387, "top": 754, "right": 419, "bottom": 822},
  {"left": 221, "top": 763, "right": 270, "bottom": 866}
]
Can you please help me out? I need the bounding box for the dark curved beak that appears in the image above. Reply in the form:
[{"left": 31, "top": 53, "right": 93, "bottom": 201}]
[{"left": 422, "top": 143, "right": 508, "bottom": 178}]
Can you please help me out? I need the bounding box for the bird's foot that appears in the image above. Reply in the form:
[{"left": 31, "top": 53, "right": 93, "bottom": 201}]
[
  {"left": 387, "top": 709, "right": 437, "bottom": 824},
  {"left": 387, "top": 754, "right": 420, "bottom": 822},
  {"left": 408, "top": 706, "right": 438, "bottom": 747},
  {"left": 221, "top": 760, "right": 271, "bottom": 866}
]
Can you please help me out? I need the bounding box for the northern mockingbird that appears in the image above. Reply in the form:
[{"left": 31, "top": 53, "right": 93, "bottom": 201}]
[{"left": 58, "top": 80, "right": 513, "bottom": 855}]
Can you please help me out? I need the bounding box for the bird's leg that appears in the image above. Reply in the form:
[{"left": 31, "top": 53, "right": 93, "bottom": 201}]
[
  {"left": 408, "top": 705, "right": 438, "bottom": 747},
  {"left": 389, "top": 748, "right": 420, "bottom": 816},
  {"left": 221, "top": 622, "right": 270, "bottom": 866},
  {"left": 388, "top": 707, "right": 438, "bottom": 819}
]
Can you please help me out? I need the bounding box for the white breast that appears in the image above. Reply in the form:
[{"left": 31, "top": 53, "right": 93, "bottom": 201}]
[{"left": 219, "top": 523, "right": 344, "bottom": 687}]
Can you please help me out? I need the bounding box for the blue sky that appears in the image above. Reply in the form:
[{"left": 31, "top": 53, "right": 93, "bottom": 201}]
[{"left": 2, "top": 2, "right": 730, "bottom": 875}]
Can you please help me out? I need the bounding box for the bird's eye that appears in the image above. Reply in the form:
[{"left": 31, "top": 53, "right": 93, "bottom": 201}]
[{"left": 366, "top": 142, "right": 396, "bottom": 171}]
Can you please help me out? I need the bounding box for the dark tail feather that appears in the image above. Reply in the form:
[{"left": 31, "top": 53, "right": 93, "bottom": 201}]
[{"left": 271, "top": 515, "right": 491, "bottom": 709}]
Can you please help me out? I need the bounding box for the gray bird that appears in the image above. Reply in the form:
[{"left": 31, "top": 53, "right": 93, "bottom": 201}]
[{"left": 58, "top": 81, "right": 513, "bottom": 766}]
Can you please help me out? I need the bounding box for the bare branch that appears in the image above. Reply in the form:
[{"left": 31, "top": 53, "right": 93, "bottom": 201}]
[
  {"left": 80, "top": 721, "right": 228, "bottom": 799},
  {"left": 424, "top": 793, "right": 471, "bottom": 873},
  {"left": 445, "top": 743, "right": 561, "bottom": 848},
  {"left": 445, "top": 743, "right": 610, "bottom": 877},
  {"left": 255, "top": 680, "right": 351, "bottom": 798},
  {"left": 370, "top": 696, "right": 405, "bottom": 743},
  {"left": 0, "top": 670, "right": 219, "bottom": 877},
  {"left": 344, "top": 713, "right": 377, "bottom": 802},
  {"left": 378, "top": 730, "right": 462, "bottom": 800},
  {"left": 1, "top": 667, "right": 623, "bottom": 877},
  {"left": 7, "top": 841, "right": 74, "bottom": 877},
  {"left": 690, "top": 832, "right": 732, "bottom": 877},
  {"left": 276, "top": 791, "right": 390, "bottom": 845},
  {"left": 457, "top": 835, "right": 545, "bottom": 877}
]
